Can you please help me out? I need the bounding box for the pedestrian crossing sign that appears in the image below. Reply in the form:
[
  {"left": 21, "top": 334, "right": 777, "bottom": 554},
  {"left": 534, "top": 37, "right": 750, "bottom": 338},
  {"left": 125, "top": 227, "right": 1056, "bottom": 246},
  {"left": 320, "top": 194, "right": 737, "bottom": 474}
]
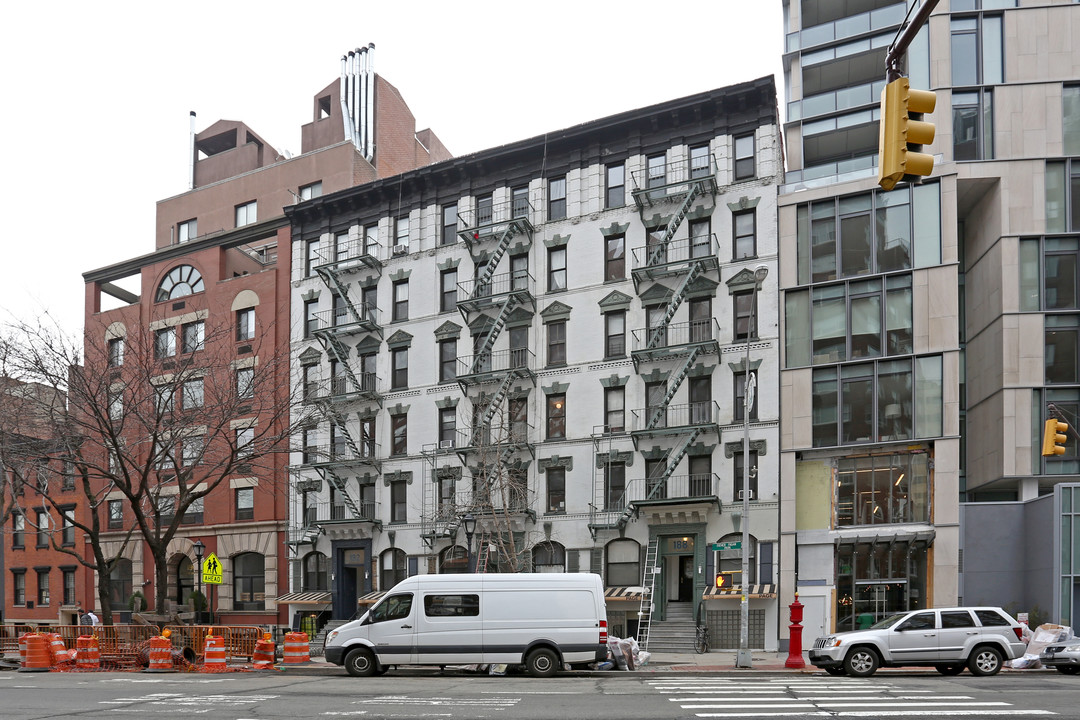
[{"left": 202, "top": 553, "right": 223, "bottom": 584}]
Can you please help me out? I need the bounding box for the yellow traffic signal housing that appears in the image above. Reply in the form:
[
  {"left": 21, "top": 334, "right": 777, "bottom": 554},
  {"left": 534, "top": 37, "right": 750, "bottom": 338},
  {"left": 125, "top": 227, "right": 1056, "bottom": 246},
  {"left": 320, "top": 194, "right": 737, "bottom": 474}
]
[
  {"left": 716, "top": 571, "right": 739, "bottom": 589},
  {"left": 878, "top": 77, "right": 937, "bottom": 191},
  {"left": 1043, "top": 418, "right": 1069, "bottom": 456}
]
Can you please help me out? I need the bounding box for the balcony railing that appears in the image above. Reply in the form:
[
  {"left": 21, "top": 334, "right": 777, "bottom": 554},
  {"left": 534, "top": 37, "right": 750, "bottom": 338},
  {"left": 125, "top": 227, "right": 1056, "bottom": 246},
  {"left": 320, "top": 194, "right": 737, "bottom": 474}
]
[
  {"left": 456, "top": 271, "right": 535, "bottom": 313},
  {"left": 631, "top": 233, "right": 720, "bottom": 277},
  {"left": 597, "top": 472, "right": 723, "bottom": 514},
  {"left": 785, "top": 2, "right": 905, "bottom": 53},
  {"left": 297, "top": 440, "right": 380, "bottom": 467},
  {"left": 631, "top": 319, "right": 721, "bottom": 362},
  {"left": 629, "top": 157, "right": 718, "bottom": 209},
  {"left": 303, "top": 374, "right": 379, "bottom": 403},
  {"left": 431, "top": 486, "right": 534, "bottom": 520},
  {"left": 312, "top": 304, "right": 381, "bottom": 336},
  {"left": 313, "top": 235, "right": 383, "bottom": 270},
  {"left": 630, "top": 401, "right": 721, "bottom": 434},
  {"left": 456, "top": 198, "right": 535, "bottom": 238},
  {"left": 293, "top": 499, "right": 378, "bottom": 526},
  {"left": 456, "top": 348, "right": 536, "bottom": 383}
]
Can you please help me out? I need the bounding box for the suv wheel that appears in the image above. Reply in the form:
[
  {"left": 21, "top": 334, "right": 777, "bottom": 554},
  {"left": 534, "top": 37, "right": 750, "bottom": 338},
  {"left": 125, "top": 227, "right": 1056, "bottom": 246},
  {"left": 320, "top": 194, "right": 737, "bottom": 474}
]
[
  {"left": 844, "top": 647, "right": 880, "bottom": 677},
  {"left": 967, "top": 645, "right": 1004, "bottom": 676}
]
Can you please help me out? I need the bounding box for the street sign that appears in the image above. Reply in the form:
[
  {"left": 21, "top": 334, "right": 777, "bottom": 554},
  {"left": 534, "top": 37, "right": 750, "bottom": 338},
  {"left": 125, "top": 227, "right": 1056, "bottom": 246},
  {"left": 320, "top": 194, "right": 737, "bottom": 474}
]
[
  {"left": 202, "top": 552, "right": 223, "bottom": 585},
  {"left": 713, "top": 541, "right": 742, "bottom": 551}
]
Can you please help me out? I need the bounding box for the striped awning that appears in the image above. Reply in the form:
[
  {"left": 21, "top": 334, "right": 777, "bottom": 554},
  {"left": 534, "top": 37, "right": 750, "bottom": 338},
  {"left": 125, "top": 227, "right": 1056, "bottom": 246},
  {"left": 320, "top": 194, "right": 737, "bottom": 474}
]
[
  {"left": 357, "top": 590, "right": 387, "bottom": 605},
  {"left": 275, "top": 591, "right": 332, "bottom": 604},
  {"left": 701, "top": 584, "right": 777, "bottom": 600},
  {"left": 604, "top": 586, "right": 646, "bottom": 601}
]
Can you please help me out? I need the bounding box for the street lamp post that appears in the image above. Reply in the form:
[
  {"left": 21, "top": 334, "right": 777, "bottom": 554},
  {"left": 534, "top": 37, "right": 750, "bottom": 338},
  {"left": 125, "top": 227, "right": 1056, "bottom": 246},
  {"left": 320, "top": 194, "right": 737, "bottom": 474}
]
[
  {"left": 462, "top": 514, "right": 476, "bottom": 573},
  {"left": 737, "top": 265, "right": 768, "bottom": 669},
  {"left": 192, "top": 539, "right": 205, "bottom": 624}
]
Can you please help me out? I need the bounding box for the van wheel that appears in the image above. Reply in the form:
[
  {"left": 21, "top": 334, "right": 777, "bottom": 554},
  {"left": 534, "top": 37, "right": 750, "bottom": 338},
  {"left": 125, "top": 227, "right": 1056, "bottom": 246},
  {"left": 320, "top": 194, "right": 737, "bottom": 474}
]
[
  {"left": 968, "top": 646, "right": 1004, "bottom": 676},
  {"left": 844, "top": 647, "right": 880, "bottom": 677},
  {"left": 344, "top": 648, "right": 377, "bottom": 677},
  {"left": 525, "top": 648, "right": 559, "bottom": 678},
  {"left": 936, "top": 664, "right": 964, "bottom": 675}
]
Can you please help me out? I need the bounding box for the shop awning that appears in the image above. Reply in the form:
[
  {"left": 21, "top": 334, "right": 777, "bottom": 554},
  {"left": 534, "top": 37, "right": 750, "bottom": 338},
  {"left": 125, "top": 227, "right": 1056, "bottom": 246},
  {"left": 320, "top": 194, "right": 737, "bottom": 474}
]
[
  {"left": 702, "top": 584, "right": 777, "bottom": 600},
  {"left": 833, "top": 529, "right": 935, "bottom": 548},
  {"left": 604, "top": 586, "right": 646, "bottom": 601},
  {"left": 275, "top": 591, "right": 332, "bottom": 604},
  {"left": 357, "top": 590, "right": 386, "bottom": 605}
]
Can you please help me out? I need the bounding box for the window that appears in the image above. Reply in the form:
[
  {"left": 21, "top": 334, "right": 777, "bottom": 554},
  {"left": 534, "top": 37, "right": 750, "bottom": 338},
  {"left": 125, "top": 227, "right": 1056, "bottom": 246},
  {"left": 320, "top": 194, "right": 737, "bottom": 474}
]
[
  {"left": 512, "top": 186, "right": 529, "bottom": 218},
  {"left": 363, "top": 224, "right": 379, "bottom": 258},
  {"left": 605, "top": 234, "right": 626, "bottom": 281},
  {"left": 439, "top": 339, "right": 457, "bottom": 383},
  {"left": 509, "top": 326, "right": 528, "bottom": 369},
  {"left": 734, "top": 291, "right": 760, "bottom": 342},
  {"left": 37, "top": 569, "right": 50, "bottom": 606},
  {"left": 305, "top": 239, "right": 321, "bottom": 277},
  {"left": 476, "top": 194, "right": 493, "bottom": 225},
  {"left": 181, "top": 321, "right": 204, "bottom": 353},
  {"left": 1065, "top": 86, "right": 1080, "bottom": 156},
  {"left": 108, "top": 500, "right": 123, "bottom": 529},
  {"left": 181, "top": 436, "right": 203, "bottom": 467},
  {"left": 734, "top": 134, "right": 755, "bottom": 180},
  {"left": 604, "top": 462, "right": 626, "bottom": 510},
  {"left": 646, "top": 381, "right": 667, "bottom": 428},
  {"left": 63, "top": 568, "right": 76, "bottom": 606},
  {"left": 548, "top": 176, "right": 566, "bottom": 220},
  {"left": 13, "top": 513, "right": 24, "bottom": 547},
  {"left": 604, "top": 387, "right": 625, "bottom": 433},
  {"left": 950, "top": 14, "right": 1003, "bottom": 87},
  {"left": 732, "top": 450, "right": 759, "bottom": 502},
  {"left": 62, "top": 461, "right": 76, "bottom": 491},
  {"left": 547, "top": 393, "right": 566, "bottom": 439},
  {"left": 511, "top": 254, "right": 529, "bottom": 292},
  {"left": 302, "top": 552, "right": 329, "bottom": 592},
  {"left": 606, "top": 538, "right": 639, "bottom": 585},
  {"left": 235, "top": 200, "right": 257, "bottom": 227},
  {"left": 690, "top": 144, "right": 711, "bottom": 179},
  {"left": 392, "top": 347, "right": 409, "bottom": 389},
  {"left": 689, "top": 298, "right": 712, "bottom": 343},
  {"left": 178, "top": 218, "right": 197, "bottom": 244},
  {"left": 108, "top": 337, "right": 125, "bottom": 367},
  {"left": 236, "top": 367, "right": 254, "bottom": 399},
  {"left": 952, "top": 90, "right": 994, "bottom": 161},
  {"left": 12, "top": 570, "right": 26, "bottom": 606},
  {"left": 438, "top": 408, "right": 456, "bottom": 447},
  {"left": 390, "top": 479, "right": 407, "bottom": 523},
  {"left": 548, "top": 246, "right": 567, "bottom": 291},
  {"left": 546, "top": 467, "right": 566, "bottom": 513},
  {"left": 236, "top": 308, "right": 255, "bottom": 341},
  {"left": 60, "top": 508, "right": 75, "bottom": 545},
  {"left": 835, "top": 453, "right": 930, "bottom": 526},
  {"left": 688, "top": 455, "right": 712, "bottom": 496},
  {"left": 439, "top": 269, "right": 457, "bottom": 312},
  {"left": 425, "top": 593, "right": 480, "bottom": 616},
  {"left": 108, "top": 388, "right": 123, "bottom": 421},
  {"left": 233, "top": 552, "right": 265, "bottom": 610},
  {"left": 299, "top": 181, "right": 322, "bottom": 200},
  {"left": 155, "top": 328, "right": 176, "bottom": 359},
  {"left": 395, "top": 215, "right": 410, "bottom": 249},
  {"left": 37, "top": 509, "right": 49, "bottom": 547},
  {"left": 303, "top": 299, "right": 318, "bottom": 339},
  {"left": 236, "top": 426, "right": 254, "bottom": 459},
  {"left": 441, "top": 204, "right": 457, "bottom": 245},
  {"left": 380, "top": 548, "right": 408, "bottom": 590},
  {"left": 716, "top": 532, "right": 756, "bottom": 585},
  {"left": 331, "top": 293, "right": 348, "bottom": 327},
  {"left": 647, "top": 154, "right": 666, "bottom": 188},
  {"left": 156, "top": 265, "right": 204, "bottom": 302},
  {"left": 182, "top": 496, "right": 204, "bottom": 524},
  {"left": 181, "top": 378, "right": 203, "bottom": 410},
  {"left": 733, "top": 211, "right": 756, "bottom": 260},
  {"left": 236, "top": 487, "right": 254, "bottom": 521},
  {"left": 690, "top": 376, "right": 711, "bottom": 423},
  {"left": 735, "top": 372, "right": 758, "bottom": 422},
  {"left": 391, "top": 413, "right": 408, "bottom": 456},
  {"left": 1046, "top": 315, "right": 1080, "bottom": 384},
  {"left": 605, "top": 164, "right": 625, "bottom": 208},
  {"left": 547, "top": 321, "right": 566, "bottom": 366},
  {"left": 392, "top": 280, "right": 409, "bottom": 322}
]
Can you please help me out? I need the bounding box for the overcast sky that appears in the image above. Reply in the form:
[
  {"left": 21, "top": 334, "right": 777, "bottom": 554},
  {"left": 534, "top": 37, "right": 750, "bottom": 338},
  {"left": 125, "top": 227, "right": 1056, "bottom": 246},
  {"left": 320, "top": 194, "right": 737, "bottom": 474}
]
[{"left": 0, "top": 0, "right": 783, "bottom": 335}]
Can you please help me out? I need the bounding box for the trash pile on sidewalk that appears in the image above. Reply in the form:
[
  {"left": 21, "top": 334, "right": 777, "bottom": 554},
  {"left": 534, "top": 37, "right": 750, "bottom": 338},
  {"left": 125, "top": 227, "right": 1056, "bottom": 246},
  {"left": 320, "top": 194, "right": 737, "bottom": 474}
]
[
  {"left": 596, "top": 636, "right": 650, "bottom": 671},
  {"left": 1008, "top": 623, "right": 1073, "bottom": 669}
]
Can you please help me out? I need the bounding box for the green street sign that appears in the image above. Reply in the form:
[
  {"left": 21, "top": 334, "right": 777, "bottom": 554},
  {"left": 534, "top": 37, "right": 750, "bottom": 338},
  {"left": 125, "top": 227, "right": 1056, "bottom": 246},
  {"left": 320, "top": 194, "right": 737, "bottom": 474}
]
[{"left": 712, "top": 541, "right": 742, "bottom": 551}]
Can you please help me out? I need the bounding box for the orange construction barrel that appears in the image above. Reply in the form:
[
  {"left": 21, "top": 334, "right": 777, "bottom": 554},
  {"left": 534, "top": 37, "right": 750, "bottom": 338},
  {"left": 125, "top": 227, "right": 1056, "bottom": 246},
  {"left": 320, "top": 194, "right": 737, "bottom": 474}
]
[
  {"left": 76, "top": 635, "right": 100, "bottom": 670},
  {"left": 48, "top": 633, "right": 73, "bottom": 665},
  {"left": 201, "top": 634, "right": 226, "bottom": 672},
  {"left": 143, "top": 635, "right": 175, "bottom": 673},
  {"left": 19, "top": 634, "right": 51, "bottom": 672},
  {"left": 253, "top": 635, "right": 275, "bottom": 670},
  {"left": 282, "top": 632, "right": 310, "bottom": 664}
]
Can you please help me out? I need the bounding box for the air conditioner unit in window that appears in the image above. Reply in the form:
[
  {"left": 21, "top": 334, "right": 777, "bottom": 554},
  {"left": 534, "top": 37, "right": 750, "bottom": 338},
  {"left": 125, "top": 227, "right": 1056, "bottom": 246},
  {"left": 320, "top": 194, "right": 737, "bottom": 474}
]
[
  {"left": 738, "top": 489, "right": 755, "bottom": 501},
  {"left": 392, "top": 243, "right": 409, "bottom": 256},
  {"left": 439, "top": 440, "right": 454, "bottom": 449}
]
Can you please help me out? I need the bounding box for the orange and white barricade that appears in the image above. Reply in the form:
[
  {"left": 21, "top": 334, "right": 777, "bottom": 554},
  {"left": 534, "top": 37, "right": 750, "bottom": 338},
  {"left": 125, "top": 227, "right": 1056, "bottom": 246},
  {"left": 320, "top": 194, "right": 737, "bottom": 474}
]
[
  {"left": 282, "top": 632, "right": 310, "bottom": 665},
  {"left": 253, "top": 633, "right": 275, "bottom": 670},
  {"left": 143, "top": 634, "right": 175, "bottom": 673},
  {"left": 201, "top": 633, "right": 227, "bottom": 672},
  {"left": 76, "top": 635, "right": 100, "bottom": 670},
  {"left": 48, "top": 633, "right": 73, "bottom": 665},
  {"left": 18, "top": 633, "right": 29, "bottom": 667},
  {"left": 19, "top": 634, "right": 51, "bottom": 672}
]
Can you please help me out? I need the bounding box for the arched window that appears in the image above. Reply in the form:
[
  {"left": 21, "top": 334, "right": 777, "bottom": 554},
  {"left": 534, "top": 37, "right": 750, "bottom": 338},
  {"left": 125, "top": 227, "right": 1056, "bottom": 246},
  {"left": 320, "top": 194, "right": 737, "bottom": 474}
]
[
  {"left": 176, "top": 556, "right": 194, "bottom": 604},
  {"left": 532, "top": 541, "right": 566, "bottom": 572},
  {"left": 302, "top": 551, "right": 329, "bottom": 591},
  {"left": 440, "top": 545, "right": 468, "bottom": 573},
  {"left": 109, "top": 558, "right": 133, "bottom": 611},
  {"left": 233, "top": 552, "right": 265, "bottom": 610},
  {"left": 380, "top": 548, "right": 407, "bottom": 590},
  {"left": 605, "top": 538, "right": 640, "bottom": 586},
  {"left": 156, "top": 265, "right": 205, "bottom": 302},
  {"left": 715, "top": 532, "right": 756, "bottom": 585}
]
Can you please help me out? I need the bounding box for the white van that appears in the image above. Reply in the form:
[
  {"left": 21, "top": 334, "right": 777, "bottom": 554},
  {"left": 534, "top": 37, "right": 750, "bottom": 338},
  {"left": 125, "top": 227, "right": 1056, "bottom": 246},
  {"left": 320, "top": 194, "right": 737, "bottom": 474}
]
[{"left": 323, "top": 573, "right": 609, "bottom": 678}]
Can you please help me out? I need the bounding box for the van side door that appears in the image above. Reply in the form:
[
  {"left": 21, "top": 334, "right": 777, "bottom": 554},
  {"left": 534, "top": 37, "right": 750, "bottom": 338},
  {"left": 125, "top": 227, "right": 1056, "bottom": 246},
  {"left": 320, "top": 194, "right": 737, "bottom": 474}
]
[
  {"left": 363, "top": 592, "right": 417, "bottom": 665},
  {"left": 416, "top": 592, "right": 482, "bottom": 665}
]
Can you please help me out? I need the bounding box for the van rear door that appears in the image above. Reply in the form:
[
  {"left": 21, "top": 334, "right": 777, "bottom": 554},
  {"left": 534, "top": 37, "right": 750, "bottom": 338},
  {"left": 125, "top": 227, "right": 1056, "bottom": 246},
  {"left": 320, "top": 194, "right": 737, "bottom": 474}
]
[{"left": 363, "top": 592, "right": 417, "bottom": 665}]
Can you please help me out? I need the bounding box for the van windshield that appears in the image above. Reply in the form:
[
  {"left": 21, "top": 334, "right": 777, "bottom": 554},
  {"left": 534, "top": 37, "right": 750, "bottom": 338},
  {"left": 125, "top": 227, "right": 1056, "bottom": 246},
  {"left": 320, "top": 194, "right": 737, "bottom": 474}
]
[{"left": 369, "top": 593, "right": 413, "bottom": 623}]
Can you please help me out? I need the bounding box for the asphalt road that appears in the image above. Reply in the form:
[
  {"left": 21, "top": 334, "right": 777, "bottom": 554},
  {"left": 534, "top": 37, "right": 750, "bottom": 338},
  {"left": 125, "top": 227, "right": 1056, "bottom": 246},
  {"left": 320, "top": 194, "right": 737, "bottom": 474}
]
[{"left": 1, "top": 669, "right": 1077, "bottom": 719}]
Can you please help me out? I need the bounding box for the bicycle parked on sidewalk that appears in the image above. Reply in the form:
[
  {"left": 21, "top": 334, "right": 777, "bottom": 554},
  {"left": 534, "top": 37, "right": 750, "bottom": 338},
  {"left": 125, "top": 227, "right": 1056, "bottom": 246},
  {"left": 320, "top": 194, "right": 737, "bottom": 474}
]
[{"left": 694, "top": 604, "right": 710, "bottom": 654}]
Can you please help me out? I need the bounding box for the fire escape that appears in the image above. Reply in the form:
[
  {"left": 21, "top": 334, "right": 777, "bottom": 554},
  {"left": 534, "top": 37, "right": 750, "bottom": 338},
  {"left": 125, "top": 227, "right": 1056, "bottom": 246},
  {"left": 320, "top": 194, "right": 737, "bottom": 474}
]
[
  {"left": 452, "top": 195, "right": 538, "bottom": 535},
  {"left": 627, "top": 155, "right": 722, "bottom": 511},
  {"left": 290, "top": 232, "right": 383, "bottom": 550}
]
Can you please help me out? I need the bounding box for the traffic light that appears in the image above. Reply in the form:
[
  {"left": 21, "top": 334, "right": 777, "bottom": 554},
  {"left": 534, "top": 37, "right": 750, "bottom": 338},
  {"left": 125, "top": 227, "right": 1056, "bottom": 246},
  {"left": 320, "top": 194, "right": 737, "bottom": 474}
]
[
  {"left": 1042, "top": 418, "right": 1069, "bottom": 456},
  {"left": 878, "top": 77, "right": 937, "bottom": 191}
]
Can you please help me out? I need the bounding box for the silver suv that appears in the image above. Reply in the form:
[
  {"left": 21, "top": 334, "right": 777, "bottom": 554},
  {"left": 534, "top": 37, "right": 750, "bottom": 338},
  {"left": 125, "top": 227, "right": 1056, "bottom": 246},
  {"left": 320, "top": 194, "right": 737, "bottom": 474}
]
[{"left": 809, "top": 607, "right": 1026, "bottom": 677}]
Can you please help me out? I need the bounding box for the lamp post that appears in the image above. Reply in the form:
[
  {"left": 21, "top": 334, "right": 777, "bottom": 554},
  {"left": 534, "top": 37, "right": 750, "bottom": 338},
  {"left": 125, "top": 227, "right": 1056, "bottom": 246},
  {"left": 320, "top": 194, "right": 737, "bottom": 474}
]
[
  {"left": 192, "top": 539, "right": 205, "bottom": 624},
  {"left": 462, "top": 514, "right": 476, "bottom": 573},
  {"left": 737, "top": 264, "right": 768, "bottom": 669}
]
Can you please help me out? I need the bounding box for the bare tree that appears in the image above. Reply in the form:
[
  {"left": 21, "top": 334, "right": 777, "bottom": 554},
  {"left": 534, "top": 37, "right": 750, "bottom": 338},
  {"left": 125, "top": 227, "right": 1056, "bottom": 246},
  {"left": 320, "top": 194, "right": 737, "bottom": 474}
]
[{"left": 2, "top": 312, "right": 313, "bottom": 617}]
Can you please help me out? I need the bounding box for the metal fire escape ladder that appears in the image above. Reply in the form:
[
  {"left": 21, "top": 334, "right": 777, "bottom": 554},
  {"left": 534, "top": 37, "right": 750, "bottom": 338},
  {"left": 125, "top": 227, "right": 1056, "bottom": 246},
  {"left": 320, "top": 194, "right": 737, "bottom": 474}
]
[
  {"left": 320, "top": 403, "right": 367, "bottom": 462},
  {"left": 645, "top": 183, "right": 704, "bottom": 268},
  {"left": 314, "top": 333, "right": 363, "bottom": 394},
  {"left": 469, "top": 295, "right": 520, "bottom": 375},
  {"left": 314, "top": 267, "right": 362, "bottom": 325},
  {"left": 470, "top": 371, "right": 519, "bottom": 445},
  {"left": 648, "top": 428, "right": 706, "bottom": 500},
  {"left": 477, "top": 223, "right": 522, "bottom": 291},
  {"left": 316, "top": 465, "right": 364, "bottom": 520},
  {"left": 637, "top": 539, "right": 660, "bottom": 649},
  {"left": 645, "top": 265, "right": 706, "bottom": 431},
  {"left": 484, "top": 444, "right": 518, "bottom": 489}
]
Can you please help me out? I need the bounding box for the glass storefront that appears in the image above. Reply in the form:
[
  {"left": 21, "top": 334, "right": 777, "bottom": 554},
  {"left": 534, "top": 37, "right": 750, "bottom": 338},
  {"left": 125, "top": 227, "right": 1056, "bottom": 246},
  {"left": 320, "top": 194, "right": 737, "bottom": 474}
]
[{"left": 835, "top": 538, "right": 928, "bottom": 632}]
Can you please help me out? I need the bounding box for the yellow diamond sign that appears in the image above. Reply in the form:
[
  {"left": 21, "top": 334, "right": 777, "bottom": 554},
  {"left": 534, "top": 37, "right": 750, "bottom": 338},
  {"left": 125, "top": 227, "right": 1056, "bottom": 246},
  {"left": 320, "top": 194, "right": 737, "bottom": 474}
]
[{"left": 202, "top": 552, "right": 223, "bottom": 585}]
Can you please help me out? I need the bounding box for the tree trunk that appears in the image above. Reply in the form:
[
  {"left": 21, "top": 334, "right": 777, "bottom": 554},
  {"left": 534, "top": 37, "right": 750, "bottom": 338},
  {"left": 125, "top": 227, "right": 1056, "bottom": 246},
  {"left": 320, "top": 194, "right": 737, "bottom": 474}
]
[{"left": 154, "top": 546, "right": 170, "bottom": 613}]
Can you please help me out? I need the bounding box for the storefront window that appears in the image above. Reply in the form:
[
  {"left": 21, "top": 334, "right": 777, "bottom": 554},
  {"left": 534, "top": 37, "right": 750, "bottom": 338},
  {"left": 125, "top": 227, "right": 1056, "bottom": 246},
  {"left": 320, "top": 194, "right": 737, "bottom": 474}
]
[
  {"left": 835, "top": 453, "right": 930, "bottom": 527},
  {"left": 835, "top": 539, "right": 928, "bottom": 632}
]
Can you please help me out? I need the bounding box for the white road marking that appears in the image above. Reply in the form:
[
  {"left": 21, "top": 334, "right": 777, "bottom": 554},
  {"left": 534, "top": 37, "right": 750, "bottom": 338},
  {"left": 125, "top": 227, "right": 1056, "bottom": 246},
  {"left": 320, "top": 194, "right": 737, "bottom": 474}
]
[{"left": 833, "top": 712, "right": 1056, "bottom": 717}]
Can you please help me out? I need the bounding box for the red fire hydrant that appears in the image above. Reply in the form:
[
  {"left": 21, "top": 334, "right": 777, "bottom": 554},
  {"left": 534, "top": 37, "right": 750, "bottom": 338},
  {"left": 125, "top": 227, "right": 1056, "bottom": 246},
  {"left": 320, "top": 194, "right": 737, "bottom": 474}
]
[{"left": 785, "top": 593, "right": 806, "bottom": 669}]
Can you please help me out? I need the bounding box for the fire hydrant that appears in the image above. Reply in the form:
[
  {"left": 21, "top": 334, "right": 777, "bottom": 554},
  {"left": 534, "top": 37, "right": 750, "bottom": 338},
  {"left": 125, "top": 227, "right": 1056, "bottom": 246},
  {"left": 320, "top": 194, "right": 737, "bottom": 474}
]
[{"left": 785, "top": 593, "right": 806, "bottom": 669}]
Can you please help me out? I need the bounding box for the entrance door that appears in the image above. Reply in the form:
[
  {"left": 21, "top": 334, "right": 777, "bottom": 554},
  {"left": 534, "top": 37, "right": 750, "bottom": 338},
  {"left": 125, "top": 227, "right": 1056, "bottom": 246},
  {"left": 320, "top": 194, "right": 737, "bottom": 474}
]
[{"left": 678, "top": 556, "right": 695, "bottom": 602}]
